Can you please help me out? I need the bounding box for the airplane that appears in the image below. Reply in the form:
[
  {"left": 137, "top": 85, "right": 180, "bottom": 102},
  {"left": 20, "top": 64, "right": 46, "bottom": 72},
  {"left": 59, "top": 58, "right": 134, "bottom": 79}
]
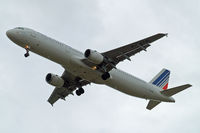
[{"left": 6, "top": 27, "right": 192, "bottom": 110}]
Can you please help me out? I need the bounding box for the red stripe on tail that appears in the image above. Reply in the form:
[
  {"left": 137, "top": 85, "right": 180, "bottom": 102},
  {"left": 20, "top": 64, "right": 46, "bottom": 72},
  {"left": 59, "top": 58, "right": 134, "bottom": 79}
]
[{"left": 162, "top": 83, "right": 168, "bottom": 90}]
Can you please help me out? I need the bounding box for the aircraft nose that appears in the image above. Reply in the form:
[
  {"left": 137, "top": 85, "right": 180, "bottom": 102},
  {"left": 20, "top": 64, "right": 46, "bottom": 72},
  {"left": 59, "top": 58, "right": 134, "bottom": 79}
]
[
  {"left": 6, "top": 30, "right": 14, "bottom": 39},
  {"left": 6, "top": 29, "right": 20, "bottom": 43}
]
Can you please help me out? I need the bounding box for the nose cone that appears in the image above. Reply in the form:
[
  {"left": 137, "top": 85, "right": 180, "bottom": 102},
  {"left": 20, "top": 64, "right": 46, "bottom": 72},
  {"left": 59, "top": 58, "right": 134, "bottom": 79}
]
[
  {"left": 6, "top": 30, "right": 15, "bottom": 40},
  {"left": 6, "top": 28, "right": 27, "bottom": 47}
]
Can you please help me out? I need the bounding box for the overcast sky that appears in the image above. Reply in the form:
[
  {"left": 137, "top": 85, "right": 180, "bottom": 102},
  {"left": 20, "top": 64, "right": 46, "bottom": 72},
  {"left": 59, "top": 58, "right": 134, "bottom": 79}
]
[{"left": 0, "top": 0, "right": 200, "bottom": 133}]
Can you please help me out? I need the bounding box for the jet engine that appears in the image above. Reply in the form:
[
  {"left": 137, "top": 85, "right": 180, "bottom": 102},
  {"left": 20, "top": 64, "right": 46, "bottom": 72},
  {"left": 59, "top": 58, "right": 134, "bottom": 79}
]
[
  {"left": 45, "top": 73, "right": 64, "bottom": 87},
  {"left": 84, "top": 49, "right": 104, "bottom": 64}
]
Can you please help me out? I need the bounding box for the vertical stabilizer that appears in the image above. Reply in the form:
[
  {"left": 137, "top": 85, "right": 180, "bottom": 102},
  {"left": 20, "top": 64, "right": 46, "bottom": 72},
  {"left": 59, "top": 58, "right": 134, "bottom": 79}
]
[{"left": 150, "top": 69, "right": 170, "bottom": 90}]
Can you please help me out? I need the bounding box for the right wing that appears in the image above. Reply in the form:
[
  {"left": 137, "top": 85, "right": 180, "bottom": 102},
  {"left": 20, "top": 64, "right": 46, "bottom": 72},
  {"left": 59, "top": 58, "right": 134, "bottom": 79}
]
[
  {"left": 82, "top": 33, "right": 167, "bottom": 72},
  {"left": 102, "top": 33, "right": 167, "bottom": 65},
  {"left": 48, "top": 70, "right": 90, "bottom": 105}
]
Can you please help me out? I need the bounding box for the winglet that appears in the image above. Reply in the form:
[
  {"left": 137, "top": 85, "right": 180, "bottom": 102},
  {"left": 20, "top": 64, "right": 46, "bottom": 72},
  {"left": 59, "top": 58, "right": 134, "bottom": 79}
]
[{"left": 49, "top": 102, "right": 54, "bottom": 107}]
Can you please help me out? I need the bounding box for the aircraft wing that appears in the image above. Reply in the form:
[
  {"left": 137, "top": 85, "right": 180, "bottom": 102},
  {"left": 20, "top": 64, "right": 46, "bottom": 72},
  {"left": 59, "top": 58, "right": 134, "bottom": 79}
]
[
  {"left": 82, "top": 33, "right": 167, "bottom": 72},
  {"left": 102, "top": 33, "right": 167, "bottom": 67},
  {"left": 47, "top": 70, "right": 90, "bottom": 105}
]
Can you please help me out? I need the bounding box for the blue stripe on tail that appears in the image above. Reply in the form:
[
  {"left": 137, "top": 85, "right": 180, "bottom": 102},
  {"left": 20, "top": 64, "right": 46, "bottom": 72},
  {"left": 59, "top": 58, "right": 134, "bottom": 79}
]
[{"left": 152, "top": 70, "right": 170, "bottom": 86}]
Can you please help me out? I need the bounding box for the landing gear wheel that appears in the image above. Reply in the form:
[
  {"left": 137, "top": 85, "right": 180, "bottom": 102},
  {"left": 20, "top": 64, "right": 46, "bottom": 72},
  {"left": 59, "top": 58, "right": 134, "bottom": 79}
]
[
  {"left": 79, "top": 88, "right": 84, "bottom": 94},
  {"left": 24, "top": 53, "right": 29, "bottom": 57},
  {"left": 76, "top": 88, "right": 84, "bottom": 96},
  {"left": 24, "top": 45, "right": 30, "bottom": 58},
  {"left": 76, "top": 90, "right": 81, "bottom": 96},
  {"left": 101, "top": 72, "right": 110, "bottom": 80}
]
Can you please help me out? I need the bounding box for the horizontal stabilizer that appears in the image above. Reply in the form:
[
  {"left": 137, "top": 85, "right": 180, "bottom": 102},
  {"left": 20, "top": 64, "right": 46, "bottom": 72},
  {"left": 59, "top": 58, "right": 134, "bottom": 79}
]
[
  {"left": 146, "top": 100, "right": 161, "bottom": 110},
  {"left": 147, "top": 84, "right": 192, "bottom": 110},
  {"left": 161, "top": 84, "right": 192, "bottom": 97}
]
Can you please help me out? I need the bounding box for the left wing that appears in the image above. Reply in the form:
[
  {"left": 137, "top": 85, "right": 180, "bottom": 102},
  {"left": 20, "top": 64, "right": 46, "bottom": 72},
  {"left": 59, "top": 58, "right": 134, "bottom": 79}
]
[{"left": 48, "top": 70, "right": 90, "bottom": 105}]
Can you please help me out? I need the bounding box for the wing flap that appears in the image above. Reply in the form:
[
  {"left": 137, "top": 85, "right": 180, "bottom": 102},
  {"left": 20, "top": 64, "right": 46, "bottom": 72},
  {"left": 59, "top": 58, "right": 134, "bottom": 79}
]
[{"left": 47, "top": 87, "right": 74, "bottom": 106}]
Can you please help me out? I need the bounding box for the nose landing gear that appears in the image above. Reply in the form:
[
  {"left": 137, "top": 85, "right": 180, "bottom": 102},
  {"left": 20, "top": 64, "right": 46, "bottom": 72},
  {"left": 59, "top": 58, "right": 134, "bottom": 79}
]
[{"left": 24, "top": 45, "right": 30, "bottom": 57}]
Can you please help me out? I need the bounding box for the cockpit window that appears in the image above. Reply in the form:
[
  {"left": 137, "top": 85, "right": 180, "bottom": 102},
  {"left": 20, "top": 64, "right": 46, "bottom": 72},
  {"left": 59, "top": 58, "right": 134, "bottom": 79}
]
[{"left": 16, "top": 27, "right": 24, "bottom": 30}]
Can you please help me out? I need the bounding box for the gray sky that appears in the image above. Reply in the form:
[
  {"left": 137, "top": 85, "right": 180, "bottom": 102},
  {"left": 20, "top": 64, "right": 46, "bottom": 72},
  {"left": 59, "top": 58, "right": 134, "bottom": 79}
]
[{"left": 0, "top": 0, "right": 200, "bottom": 132}]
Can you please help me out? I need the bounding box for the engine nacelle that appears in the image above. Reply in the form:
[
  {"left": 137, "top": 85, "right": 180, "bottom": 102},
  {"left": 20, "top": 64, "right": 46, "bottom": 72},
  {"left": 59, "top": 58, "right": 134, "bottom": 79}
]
[
  {"left": 84, "top": 49, "right": 104, "bottom": 64},
  {"left": 45, "top": 73, "right": 64, "bottom": 87}
]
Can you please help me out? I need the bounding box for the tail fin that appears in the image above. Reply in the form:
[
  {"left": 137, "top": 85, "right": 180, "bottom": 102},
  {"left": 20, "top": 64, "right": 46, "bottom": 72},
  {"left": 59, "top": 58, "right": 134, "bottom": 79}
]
[
  {"left": 147, "top": 69, "right": 192, "bottom": 110},
  {"left": 150, "top": 68, "right": 170, "bottom": 90}
]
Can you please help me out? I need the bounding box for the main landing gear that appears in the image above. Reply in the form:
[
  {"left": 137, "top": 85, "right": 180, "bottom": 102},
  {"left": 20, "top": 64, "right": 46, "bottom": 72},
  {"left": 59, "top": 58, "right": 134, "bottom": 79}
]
[
  {"left": 101, "top": 72, "right": 110, "bottom": 80},
  {"left": 76, "top": 87, "right": 84, "bottom": 96},
  {"left": 24, "top": 45, "right": 30, "bottom": 57}
]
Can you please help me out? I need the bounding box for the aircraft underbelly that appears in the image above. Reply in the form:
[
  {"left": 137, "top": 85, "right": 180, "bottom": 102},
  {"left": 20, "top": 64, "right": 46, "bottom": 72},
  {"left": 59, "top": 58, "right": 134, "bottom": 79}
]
[
  {"left": 105, "top": 69, "right": 158, "bottom": 99},
  {"left": 65, "top": 61, "right": 165, "bottom": 101},
  {"left": 65, "top": 58, "right": 104, "bottom": 84}
]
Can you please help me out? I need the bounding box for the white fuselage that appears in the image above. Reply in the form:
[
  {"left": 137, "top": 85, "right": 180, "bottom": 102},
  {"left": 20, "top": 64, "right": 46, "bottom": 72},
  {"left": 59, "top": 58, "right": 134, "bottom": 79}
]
[{"left": 6, "top": 27, "right": 175, "bottom": 102}]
